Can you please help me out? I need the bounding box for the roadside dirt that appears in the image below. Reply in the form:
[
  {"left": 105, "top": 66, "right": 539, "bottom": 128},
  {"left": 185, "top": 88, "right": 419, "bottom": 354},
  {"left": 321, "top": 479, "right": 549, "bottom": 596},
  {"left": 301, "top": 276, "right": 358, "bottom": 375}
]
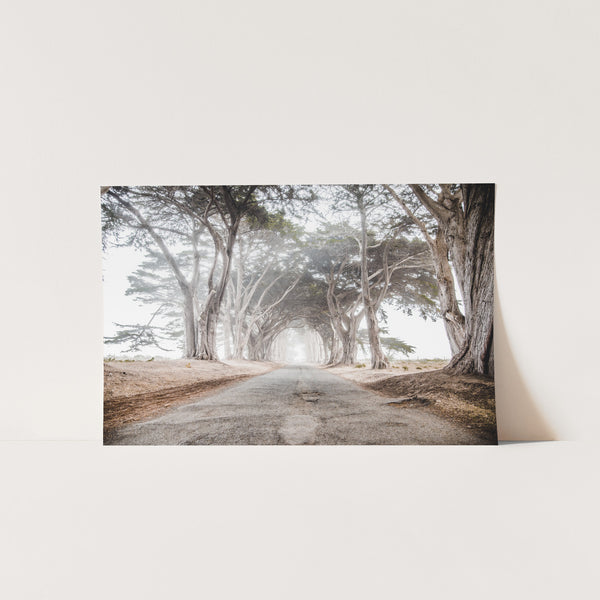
[
  {"left": 104, "top": 359, "right": 277, "bottom": 434},
  {"left": 328, "top": 362, "right": 497, "bottom": 442}
]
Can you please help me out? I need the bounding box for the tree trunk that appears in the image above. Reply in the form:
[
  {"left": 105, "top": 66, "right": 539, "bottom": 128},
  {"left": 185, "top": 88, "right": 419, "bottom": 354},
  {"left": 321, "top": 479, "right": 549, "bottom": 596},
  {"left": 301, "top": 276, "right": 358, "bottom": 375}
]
[
  {"left": 232, "top": 322, "right": 246, "bottom": 359},
  {"left": 339, "top": 316, "right": 359, "bottom": 365},
  {"left": 222, "top": 292, "right": 233, "bottom": 360},
  {"left": 364, "top": 304, "right": 387, "bottom": 369},
  {"left": 316, "top": 331, "right": 327, "bottom": 364},
  {"left": 183, "top": 290, "right": 199, "bottom": 358},
  {"left": 357, "top": 197, "right": 388, "bottom": 369},
  {"left": 231, "top": 253, "right": 246, "bottom": 359},
  {"left": 327, "top": 333, "right": 342, "bottom": 365},
  {"left": 339, "top": 334, "right": 354, "bottom": 366},
  {"left": 198, "top": 225, "right": 238, "bottom": 360},
  {"left": 326, "top": 291, "right": 359, "bottom": 366},
  {"left": 430, "top": 233, "right": 466, "bottom": 355},
  {"left": 445, "top": 184, "right": 494, "bottom": 376},
  {"left": 261, "top": 338, "right": 275, "bottom": 360},
  {"left": 405, "top": 183, "right": 494, "bottom": 375},
  {"left": 247, "top": 330, "right": 267, "bottom": 361},
  {"left": 198, "top": 294, "right": 219, "bottom": 360}
]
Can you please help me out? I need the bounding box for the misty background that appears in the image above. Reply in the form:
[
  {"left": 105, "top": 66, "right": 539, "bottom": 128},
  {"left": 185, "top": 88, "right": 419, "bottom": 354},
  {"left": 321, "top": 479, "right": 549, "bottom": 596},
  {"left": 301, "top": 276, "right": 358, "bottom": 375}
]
[{"left": 103, "top": 191, "right": 453, "bottom": 361}]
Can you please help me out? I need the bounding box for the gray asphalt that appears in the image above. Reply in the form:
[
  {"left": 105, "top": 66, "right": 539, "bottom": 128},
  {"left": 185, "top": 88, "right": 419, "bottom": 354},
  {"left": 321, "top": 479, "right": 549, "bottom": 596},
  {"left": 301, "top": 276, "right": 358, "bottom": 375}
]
[{"left": 104, "top": 364, "right": 486, "bottom": 445}]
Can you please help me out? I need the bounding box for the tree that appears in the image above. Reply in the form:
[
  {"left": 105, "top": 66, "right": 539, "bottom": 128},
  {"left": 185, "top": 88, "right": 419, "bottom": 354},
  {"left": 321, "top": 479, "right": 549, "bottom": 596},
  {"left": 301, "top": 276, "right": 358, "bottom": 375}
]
[
  {"left": 357, "top": 329, "right": 415, "bottom": 361},
  {"left": 102, "top": 183, "right": 483, "bottom": 371},
  {"left": 225, "top": 215, "right": 303, "bottom": 359},
  {"left": 445, "top": 185, "right": 494, "bottom": 375},
  {"left": 383, "top": 184, "right": 466, "bottom": 354},
  {"left": 307, "top": 218, "right": 435, "bottom": 367},
  {"left": 184, "top": 186, "right": 262, "bottom": 360},
  {"left": 245, "top": 272, "right": 331, "bottom": 362},
  {"left": 333, "top": 185, "right": 433, "bottom": 369},
  {"left": 102, "top": 186, "right": 208, "bottom": 358},
  {"left": 306, "top": 227, "right": 364, "bottom": 365},
  {"left": 402, "top": 184, "right": 495, "bottom": 376},
  {"left": 104, "top": 249, "right": 189, "bottom": 354},
  {"left": 186, "top": 185, "right": 314, "bottom": 360},
  {"left": 102, "top": 185, "right": 272, "bottom": 361}
]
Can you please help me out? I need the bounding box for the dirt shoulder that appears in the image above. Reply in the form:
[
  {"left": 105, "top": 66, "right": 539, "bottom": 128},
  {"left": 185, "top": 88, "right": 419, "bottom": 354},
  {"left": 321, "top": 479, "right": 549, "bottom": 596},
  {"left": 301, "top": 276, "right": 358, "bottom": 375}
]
[
  {"left": 104, "top": 359, "right": 278, "bottom": 435},
  {"left": 327, "top": 362, "right": 497, "bottom": 443}
]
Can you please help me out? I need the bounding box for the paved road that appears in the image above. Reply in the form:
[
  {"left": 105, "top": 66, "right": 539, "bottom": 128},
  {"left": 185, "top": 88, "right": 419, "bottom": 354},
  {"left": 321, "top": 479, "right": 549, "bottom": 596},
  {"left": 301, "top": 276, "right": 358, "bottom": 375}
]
[{"left": 105, "top": 364, "right": 485, "bottom": 445}]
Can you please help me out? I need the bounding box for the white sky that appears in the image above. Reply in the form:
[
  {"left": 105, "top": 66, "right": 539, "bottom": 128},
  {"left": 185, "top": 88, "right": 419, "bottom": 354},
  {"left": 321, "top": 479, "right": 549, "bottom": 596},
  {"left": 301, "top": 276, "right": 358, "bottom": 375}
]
[{"left": 103, "top": 190, "right": 452, "bottom": 360}]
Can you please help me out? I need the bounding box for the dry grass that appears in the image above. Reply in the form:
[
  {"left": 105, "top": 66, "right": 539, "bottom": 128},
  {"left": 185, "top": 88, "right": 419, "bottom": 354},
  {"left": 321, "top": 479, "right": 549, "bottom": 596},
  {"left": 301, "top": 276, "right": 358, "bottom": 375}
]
[
  {"left": 327, "top": 359, "right": 448, "bottom": 384},
  {"left": 104, "top": 358, "right": 277, "bottom": 433},
  {"left": 329, "top": 360, "right": 497, "bottom": 442}
]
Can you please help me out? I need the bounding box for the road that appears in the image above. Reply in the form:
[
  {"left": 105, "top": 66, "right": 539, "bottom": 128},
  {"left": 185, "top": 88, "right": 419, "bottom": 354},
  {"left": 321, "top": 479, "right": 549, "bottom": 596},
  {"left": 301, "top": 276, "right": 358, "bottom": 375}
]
[{"left": 105, "top": 364, "right": 486, "bottom": 445}]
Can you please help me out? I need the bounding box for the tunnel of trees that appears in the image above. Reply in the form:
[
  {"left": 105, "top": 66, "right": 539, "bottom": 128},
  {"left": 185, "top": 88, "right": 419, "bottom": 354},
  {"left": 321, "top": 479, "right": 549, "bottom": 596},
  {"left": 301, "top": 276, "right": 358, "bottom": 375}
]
[{"left": 102, "top": 184, "right": 494, "bottom": 376}]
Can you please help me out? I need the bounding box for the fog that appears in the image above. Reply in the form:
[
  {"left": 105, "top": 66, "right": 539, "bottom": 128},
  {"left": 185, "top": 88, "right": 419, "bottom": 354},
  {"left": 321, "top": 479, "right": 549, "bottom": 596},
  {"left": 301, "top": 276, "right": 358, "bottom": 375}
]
[{"left": 103, "top": 245, "right": 451, "bottom": 360}]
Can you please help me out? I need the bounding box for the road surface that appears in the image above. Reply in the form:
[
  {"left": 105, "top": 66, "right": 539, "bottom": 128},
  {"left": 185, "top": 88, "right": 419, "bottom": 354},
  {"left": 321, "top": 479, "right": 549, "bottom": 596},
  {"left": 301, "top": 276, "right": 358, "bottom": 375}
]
[{"left": 105, "top": 364, "right": 486, "bottom": 445}]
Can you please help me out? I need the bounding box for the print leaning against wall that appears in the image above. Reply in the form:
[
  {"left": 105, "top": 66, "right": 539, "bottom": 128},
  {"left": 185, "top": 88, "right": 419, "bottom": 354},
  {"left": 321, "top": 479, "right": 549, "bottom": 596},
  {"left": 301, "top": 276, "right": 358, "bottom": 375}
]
[{"left": 101, "top": 184, "right": 496, "bottom": 445}]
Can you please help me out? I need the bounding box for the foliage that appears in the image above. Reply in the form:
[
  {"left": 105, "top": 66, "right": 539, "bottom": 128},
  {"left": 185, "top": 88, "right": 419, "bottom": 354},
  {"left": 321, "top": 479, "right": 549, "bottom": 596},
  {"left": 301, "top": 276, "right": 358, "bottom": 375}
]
[
  {"left": 357, "top": 329, "right": 415, "bottom": 358},
  {"left": 102, "top": 184, "right": 463, "bottom": 364}
]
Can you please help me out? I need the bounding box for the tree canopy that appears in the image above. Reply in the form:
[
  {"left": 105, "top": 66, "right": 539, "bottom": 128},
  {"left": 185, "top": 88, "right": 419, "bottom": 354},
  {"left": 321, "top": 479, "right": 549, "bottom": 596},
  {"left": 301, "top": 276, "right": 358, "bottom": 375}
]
[{"left": 103, "top": 183, "right": 494, "bottom": 374}]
